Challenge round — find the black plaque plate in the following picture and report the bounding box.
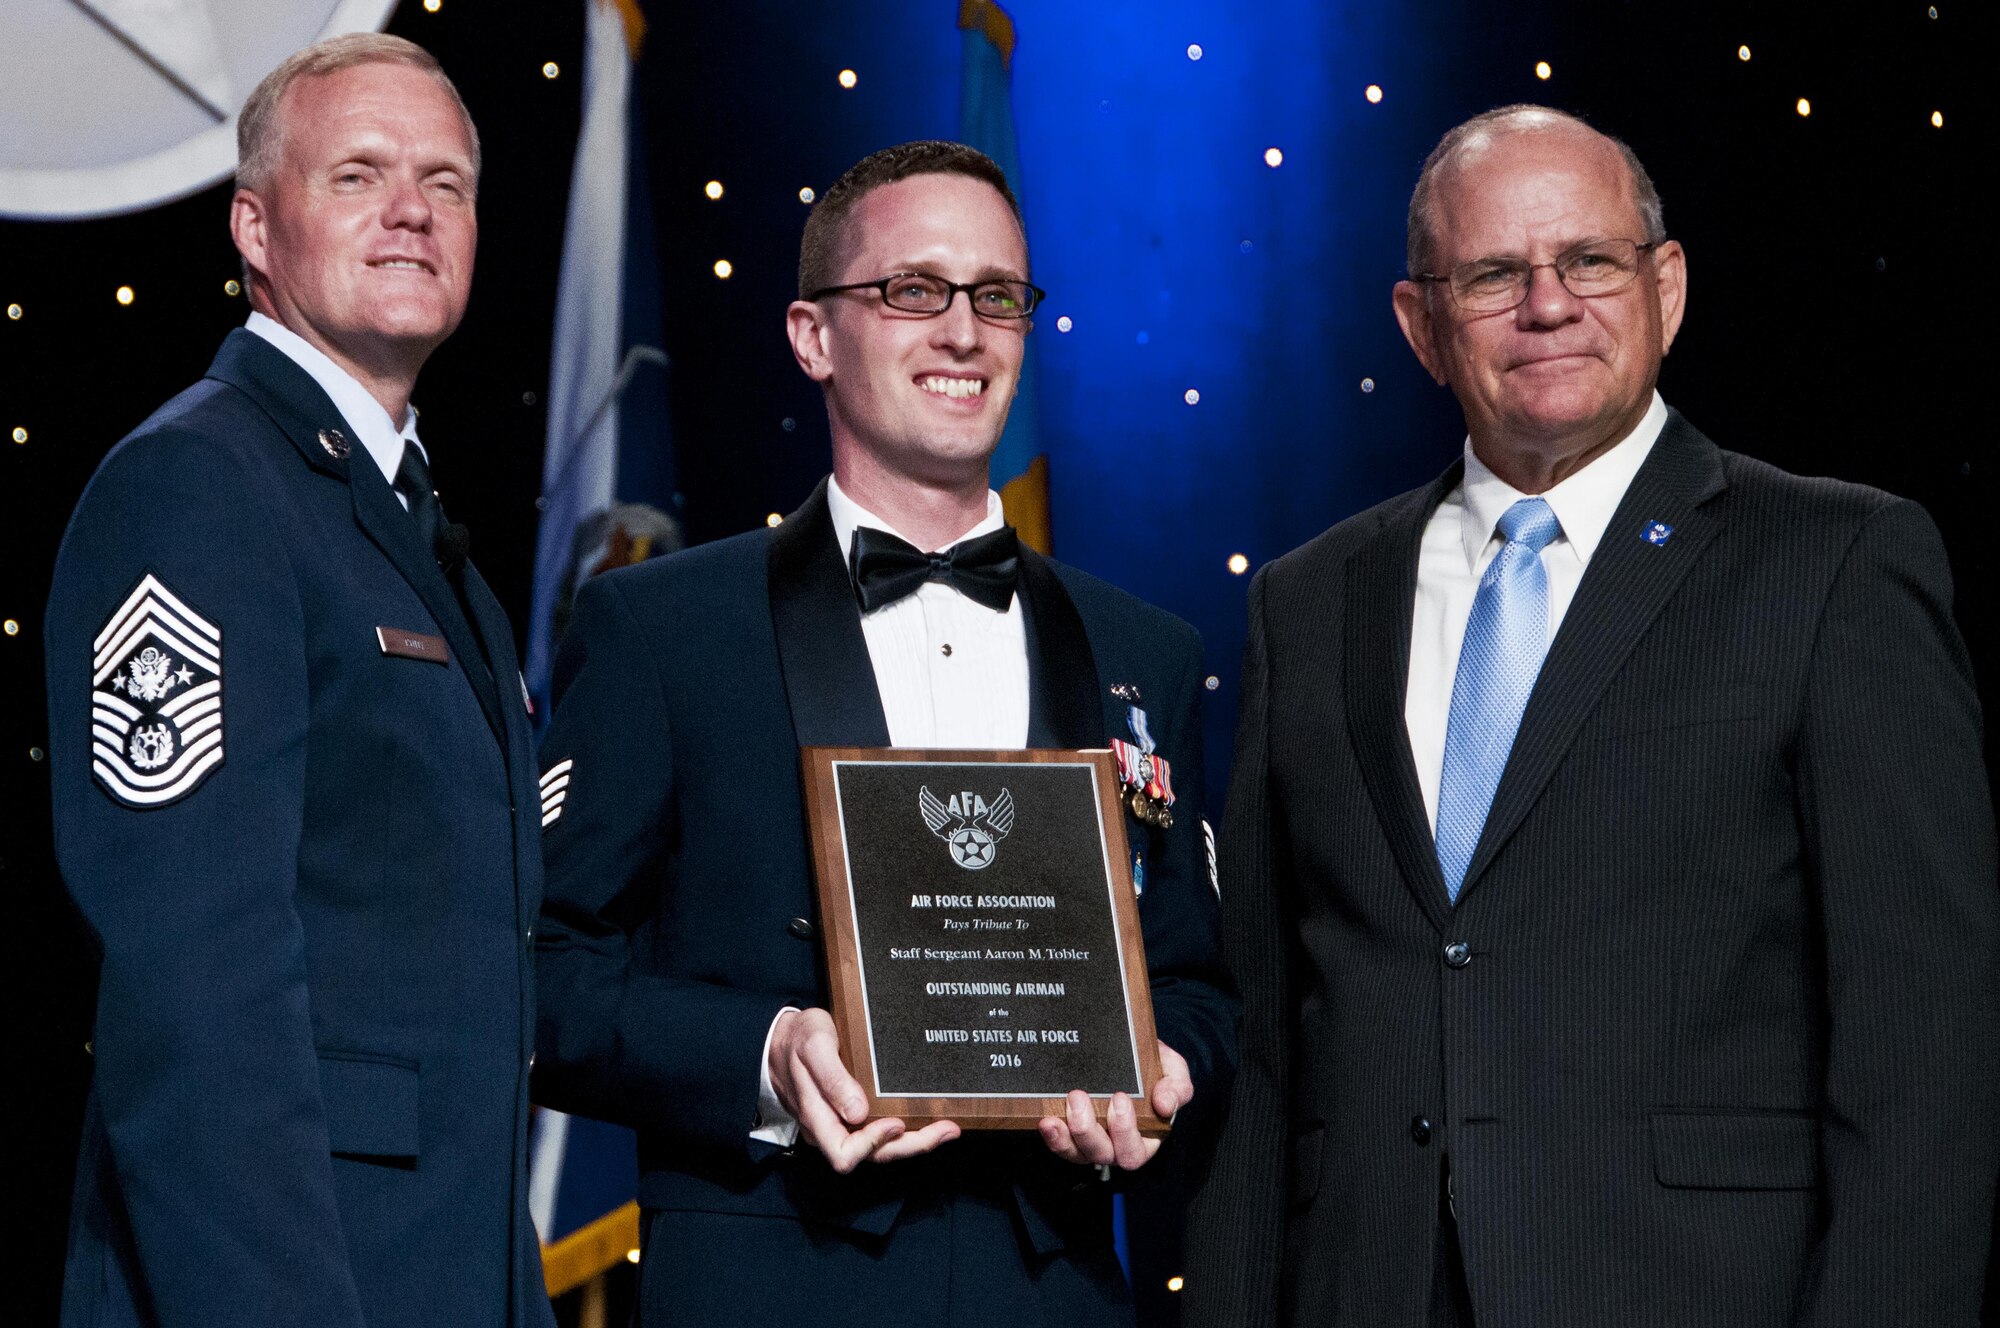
[802,748,1167,1134]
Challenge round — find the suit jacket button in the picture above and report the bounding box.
[1443,941,1471,968]
[1411,1116,1432,1146]
[787,917,815,940]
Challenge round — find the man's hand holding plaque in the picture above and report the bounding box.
[770,1004,1191,1173]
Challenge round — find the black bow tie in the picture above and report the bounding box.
[849,524,1020,613]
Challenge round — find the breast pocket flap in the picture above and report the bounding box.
[1651,1111,1817,1190]
[319,1052,420,1160]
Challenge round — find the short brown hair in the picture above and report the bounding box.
[1405,104,1664,276]
[236,33,480,196]
[797,140,1023,298]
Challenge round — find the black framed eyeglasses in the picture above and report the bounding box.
[1415,239,1662,313]
[809,271,1045,320]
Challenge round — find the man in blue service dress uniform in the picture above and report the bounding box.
[1185,106,2000,1327]
[532,141,1239,1326]
[44,36,552,1328]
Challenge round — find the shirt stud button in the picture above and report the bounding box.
[940,643,953,657]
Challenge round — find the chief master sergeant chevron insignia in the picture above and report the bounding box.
[89,572,224,808]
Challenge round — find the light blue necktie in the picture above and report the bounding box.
[1435,497,1562,902]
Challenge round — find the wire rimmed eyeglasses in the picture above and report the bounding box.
[809,271,1045,320]
[1414,239,1663,313]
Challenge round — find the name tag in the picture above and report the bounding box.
[376,626,449,665]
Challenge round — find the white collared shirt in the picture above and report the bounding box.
[754,476,1033,1146]
[245,311,425,509]
[825,476,1031,749]
[1404,391,1669,829]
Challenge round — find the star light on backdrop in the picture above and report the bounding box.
[12,427,27,444]
[223,279,240,296]
[1361,377,1375,392]
[713,259,733,279]
[4,619,18,636]
[766,513,783,527]
[798,187,816,203]
[1263,147,1283,167]
[1739,45,1752,61]
[704,180,723,199]
[1056,316,1072,332]
[6,303,20,319]
[543,61,560,78]
[1227,554,1249,576]
[1183,388,1200,405]
[1186,44,1202,60]
[838,68,858,88]
[1796,97,1812,116]
[1932,110,1944,127]
[115,286,134,305]
[423,0,440,10]
[1535,61,1552,80]
[1365,83,1384,103]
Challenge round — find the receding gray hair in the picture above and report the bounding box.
[1405,104,1665,277]
[235,32,480,196]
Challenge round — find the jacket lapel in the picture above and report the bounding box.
[768,480,891,749]
[1455,414,1728,900]
[205,329,506,744]
[349,465,506,741]
[1017,551,1101,749]
[1344,473,1460,931]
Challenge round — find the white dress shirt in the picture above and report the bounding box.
[1404,391,1669,829]
[246,311,426,508]
[753,476,1033,1144]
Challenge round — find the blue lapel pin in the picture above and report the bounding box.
[1642,520,1674,547]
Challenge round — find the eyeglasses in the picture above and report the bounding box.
[809,271,1045,320]
[1415,239,1662,313]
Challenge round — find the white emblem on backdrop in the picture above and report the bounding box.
[90,573,224,807]
[919,785,1016,871]
[0,1,398,220]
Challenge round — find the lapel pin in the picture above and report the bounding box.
[1110,682,1142,703]
[318,427,351,460]
[1642,520,1674,547]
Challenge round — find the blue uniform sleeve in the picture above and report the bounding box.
[1135,621,1240,1113]
[533,573,790,1154]
[46,431,367,1327]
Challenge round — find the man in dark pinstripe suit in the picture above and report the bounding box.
[1186,104,1999,1327]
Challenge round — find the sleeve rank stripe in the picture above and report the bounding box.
[93,705,136,732]
[540,790,567,812]
[540,773,571,797]
[92,723,129,748]
[92,574,220,653]
[93,731,223,788]
[539,759,574,787]
[93,613,221,682]
[178,713,222,743]
[94,747,226,806]
[160,682,221,718]
[541,807,563,827]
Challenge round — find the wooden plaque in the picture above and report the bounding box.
[802,747,1168,1136]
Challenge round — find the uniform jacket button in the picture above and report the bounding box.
[1443,941,1471,968]
[787,917,815,940]
[1411,1116,1432,1146]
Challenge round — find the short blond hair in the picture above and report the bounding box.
[235,33,480,195]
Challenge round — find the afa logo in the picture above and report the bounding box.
[918,786,1016,871]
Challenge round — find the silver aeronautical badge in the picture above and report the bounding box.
[318,427,350,460]
[90,572,224,808]
[919,784,1016,871]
